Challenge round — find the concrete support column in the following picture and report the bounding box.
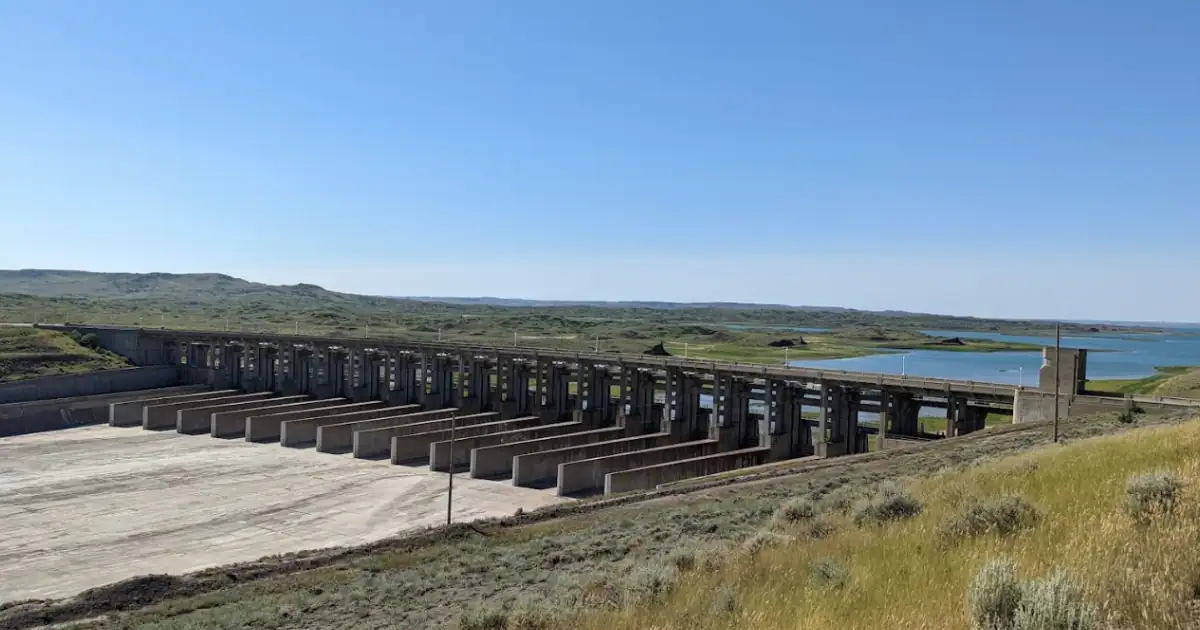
[424,355,454,409]
[817,384,861,457]
[500,359,531,418]
[884,391,920,436]
[391,353,417,405]
[575,363,610,427]
[667,372,703,441]
[328,350,348,398]
[539,362,570,423]
[766,383,811,460]
[295,349,312,394]
[263,347,279,392]
[620,368,658,435]
[463,357,492,413]
[715,377,752,449]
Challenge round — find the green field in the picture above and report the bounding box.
[0,270,1125,372]
[0,326,130,383]
[1087,366,1200,397]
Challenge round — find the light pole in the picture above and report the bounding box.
[446,411,457,525]
[684,342,689,358]
[1000,367,1025,388]
[783,346,789,365]
[901,355,907,377]
[1053,324,1061,443]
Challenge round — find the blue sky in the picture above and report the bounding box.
[2,1,1197,321]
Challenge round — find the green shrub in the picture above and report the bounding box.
[805,516,837,539]
[623,564,680,604]
[740,531,787,556]
[773,497,818,525]
[943,496,1040,538]
[709,584,737,615]
[1126,471,1182,521]
[852,484,924,525]
[666,547,698,571]
[1012,571,1099,630]
[967,559,1022,630]
[459,609,508,630]
[808,557,848,589]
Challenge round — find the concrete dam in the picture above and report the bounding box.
[2,324,1148,601]
[32,324,1091,496]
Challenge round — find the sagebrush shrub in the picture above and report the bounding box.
[853,484,924,525]
[1126,471,1182,521]
[943,495,1040,538]
[773,497,818,525]
[623,564,680,604]
[967,559,1022,630]
[1012,571,1099,630]
[458,609,508,630]
[809,557,849,589]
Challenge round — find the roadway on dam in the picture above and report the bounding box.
[0,425,567,602]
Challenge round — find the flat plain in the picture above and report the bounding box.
[0,425,565,602]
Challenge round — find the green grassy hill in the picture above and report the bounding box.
[566,419,1200,630]
[0,326,130,383]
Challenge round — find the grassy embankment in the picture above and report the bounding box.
[1088,365,1200,398]
[5,409,1192,630]
[0,327,129,383]
[569,419,1200,630]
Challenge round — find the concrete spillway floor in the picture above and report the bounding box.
[0,425,568,602]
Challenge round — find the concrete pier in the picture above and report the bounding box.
[312,404,427,453]
[243,400,386,442]
[604,447,770,494]
[143,392,272,430]
[512,433,671,488]
[348,411,503,460]
[210,398,348,438]
[556,439,720,496]
[386,416,542,463]
[176,395,306,434]
[279,404,420,447]
[468,426,627,479]
[109,389,233,428]
[428,421,585,472]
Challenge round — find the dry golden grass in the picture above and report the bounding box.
[567,420,1200,630]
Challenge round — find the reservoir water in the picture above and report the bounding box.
[788,327,1200,386]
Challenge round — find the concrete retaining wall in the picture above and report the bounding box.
[0,365,179,405]
[176,395,306,434]
[0,385,206,437]
[109,389,229,427]
[429,421,582,472]
[143,392,272,430]
[244,401,386,442]
[557,440,719,496]
[469,426,626,479]
[384,416,542,463]
[511,433,670,488]
[279,404,412,447]
[603,447,769,495]
[211,398,348,438]
[314,406,449,453]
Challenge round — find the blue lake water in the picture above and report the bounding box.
[788,327,1200,386]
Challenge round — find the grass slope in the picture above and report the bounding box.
[574,419,1200,630]
[0,327,129,383]
[2,409,1191,630]
[1088,366,1200,398]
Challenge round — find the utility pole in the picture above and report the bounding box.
[446,411,457,525]
[438,328,442,342]
[1053,323,1061,443]
[684,342,689,358]
[294,320,299,335]
[594,336,599,352]
[365,322,370,338]
[513,331,518,347]
[784,346,789,365]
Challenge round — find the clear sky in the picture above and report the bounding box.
[2,1,1197,321]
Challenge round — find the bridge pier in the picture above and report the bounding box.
[715,376,754,449]
[763,381,812,460]
[575,362,611,428]
[817,384,863,457]
[458,356,492,414]
[666,370,705,441]
[619,367,659,435]
[423,354,455,410]
[499,358,532,418]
